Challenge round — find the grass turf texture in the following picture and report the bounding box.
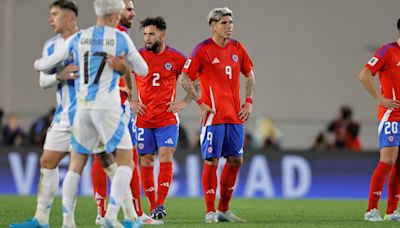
[1,196,399,227]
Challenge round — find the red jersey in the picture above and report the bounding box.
[365,42,400,121]
[135,46,187,128]
[182,38,253,125]
[117,24,129,104]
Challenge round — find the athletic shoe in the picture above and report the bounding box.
[122,219,143,228]
[95,214,104,225]
[384,210,400,221]
[364,208,384,222]
[216,210,247,222]
[101,218,124,228]
[9,218,49,228]
[204,211,218,223]
[139,213,164,225]
[151,205,167,220]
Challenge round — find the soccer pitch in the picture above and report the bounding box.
[1,196,398,227]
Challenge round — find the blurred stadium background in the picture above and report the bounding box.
[2,0,400,226]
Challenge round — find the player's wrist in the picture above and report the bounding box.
[196,98,205,106]
[245,97,253,104]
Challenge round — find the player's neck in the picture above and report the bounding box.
[153,43,166,54]
[212,36,229,47]
[61,24,78,40]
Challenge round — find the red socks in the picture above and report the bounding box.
[157,162,173,206]
[368,161,392,211]
[91,155,107,217]
[130,148,143,216]
[141,165,156,211]
[202,163,218,213]
[218,163,240,212]
[387,164,400,214]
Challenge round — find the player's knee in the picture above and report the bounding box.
[140,154,155,167]
[40,154,59,169]
[159,149,174,162]
[227,157,243,167]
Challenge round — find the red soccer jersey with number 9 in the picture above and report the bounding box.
[182,38,253,125]
[134,46,187,128]
[365,42,400,121]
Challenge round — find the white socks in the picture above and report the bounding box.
[105,163,118,180]
[34,167,59,224]
[62,171,80,226]
[105,166,133,220]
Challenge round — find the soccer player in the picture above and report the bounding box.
[9,1,79,227]
[180,7,255,223]
[359,18,400,222]
[90,0,160,224]
[34,0,148,227]
[132,16,188,220]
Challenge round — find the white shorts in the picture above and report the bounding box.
[71,109,133,154]
[43,121,71,152]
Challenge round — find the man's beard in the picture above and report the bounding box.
[120,18,132,28]
[146,41,161,53]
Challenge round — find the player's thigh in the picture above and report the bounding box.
[200,124,225,160]
[155,124,179,162]
[136,127,156,155]
[71,109,98,154]
[378,121,400,164]
[222,124,245,159]
[41,122,70,168]
[92,110,133,153]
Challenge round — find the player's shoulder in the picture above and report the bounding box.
[166,46,187,59]
[190,38,213,57]
[43,34,62,48]
[375,42,398,58]
[229,38,247,49]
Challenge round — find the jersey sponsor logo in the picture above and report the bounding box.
[388,135,395,143]
[164,62,172,71]
[183,59,192,69]
[367,57,379,67]
[164,138,174,145]
[232,54,239,63]
[138,143,145,150]
[211,57,220,64]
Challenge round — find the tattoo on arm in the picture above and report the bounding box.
[245,71,255,98]
[179,73,199,102]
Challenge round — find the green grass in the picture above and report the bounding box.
[1,196,399,227]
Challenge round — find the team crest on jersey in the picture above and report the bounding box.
[164,62,172,71]
[367,57,379,67]
[232,54,239,63]
[388,135,395,143]
[138,143,145,150]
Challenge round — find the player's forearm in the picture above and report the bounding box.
[34,48,66,72]
[179,73,199,102]
[39,72,58,89]
[245,70,255,98]
[359,68,383,100]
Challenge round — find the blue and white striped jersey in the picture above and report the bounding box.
[40,34,76,125]
[35,25,148,111]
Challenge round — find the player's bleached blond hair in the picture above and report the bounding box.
[207,7,233,25]
[94,0,125,17]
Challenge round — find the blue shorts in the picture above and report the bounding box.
[122,103,137,146]
[136,124,179,155]
[200,124,244,160]
[378,121,400,149]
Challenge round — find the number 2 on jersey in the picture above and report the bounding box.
[152,73,160,86]
[83,51,107,84]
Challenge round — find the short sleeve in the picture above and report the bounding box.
[182,44,203,81]
[365,45,388,76]
[239,43,253,76]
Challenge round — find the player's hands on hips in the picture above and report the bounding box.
[199,103,215,126]
[106,54,127,75]
[57,64,79,81]
[130,100,146,115]
[167,100,188,113]
[379,97,400,110]
[238,103,252,121]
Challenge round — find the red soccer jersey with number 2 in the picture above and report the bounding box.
[182,38,253,126]
[134,46,187,128]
